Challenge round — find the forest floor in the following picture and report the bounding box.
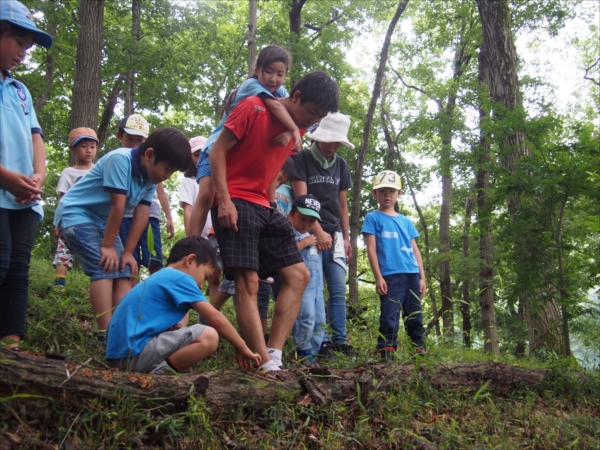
[1,258,599,449]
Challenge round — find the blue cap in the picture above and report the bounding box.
[0,1,53,48]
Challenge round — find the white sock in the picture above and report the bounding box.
[267,348,282,366]
[259,360,281,371]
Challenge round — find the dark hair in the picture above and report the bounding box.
[138,127,191,172]
[167,236,218,267]
[183,155,198,178]
[280,157,296,180]
[0,21,34,39]
[220,45,292,119]
[290,71,339,113]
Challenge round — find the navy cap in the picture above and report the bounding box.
[292,194,321,221]
[0,1,53,48]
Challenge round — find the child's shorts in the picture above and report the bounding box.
[108,324,207,373]
[195,151,212,182]
[52,237,74,270]
[59,222,132,282]
[119,217,163,268]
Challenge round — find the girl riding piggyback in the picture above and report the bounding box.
[188,45,300,237]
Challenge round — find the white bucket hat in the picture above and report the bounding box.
[306,112,355,149]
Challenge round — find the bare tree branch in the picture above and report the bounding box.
[583,57,600,87]
[390,66,442,109]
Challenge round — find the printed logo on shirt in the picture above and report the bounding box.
[382,231,399,238]
[401,246,413,254]
[254,105,266,113]
[17,89,26,101]
[308,175,340,186]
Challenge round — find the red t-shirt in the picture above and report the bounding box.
[220,96,300,207]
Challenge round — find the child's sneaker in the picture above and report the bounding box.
[258,360,281,371]
[318,341,335,359]
[379,346,395,361]
[411,347,428,359]
[52,277,67,293]
[332,343,355,356]
[150,360,172,375]
[259,277,275,284]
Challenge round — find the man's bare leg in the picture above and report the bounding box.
[268,262,309,350]
[233,268,269,363]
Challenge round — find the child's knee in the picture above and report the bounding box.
[199,327,219,352]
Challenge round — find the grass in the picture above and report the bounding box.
[1,257,599,449]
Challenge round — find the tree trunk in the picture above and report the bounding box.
[97,74,126,146]
[288,0,306,87]
[349,0,409,307]
[476,42,500,356]
[248,0,257,76]
[0,350,555,416]
[476,0,566,356]
[124,0,141,116]
[461,195,474,347]
[70,0,105,165]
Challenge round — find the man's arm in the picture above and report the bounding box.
[99,193,127,274]
[292,179,332,251]
[411,238,427,299]
[193,301,261,370]
[156,182,174,239]
[210,127,240,232]
[365,234,387,295]
[338,189,352,261]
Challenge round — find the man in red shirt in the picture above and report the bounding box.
[210,71,339,371]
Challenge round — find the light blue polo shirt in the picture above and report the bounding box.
[202,76,288,155]
[0,71,44,219]
[54,147,157,230]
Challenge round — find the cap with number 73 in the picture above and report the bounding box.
[373,170,402,190]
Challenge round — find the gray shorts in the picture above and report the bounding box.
[108,324,207,373]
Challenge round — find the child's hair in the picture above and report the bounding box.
[167,236,219,267]
[280,157,296,181]
[290,71,339,113]
[183,160,197,179]
[0,21,33,39]
[138,127,191,172]
[220,45,292,119]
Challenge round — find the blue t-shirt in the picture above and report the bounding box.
[54,147,157,229]
[275,184,294,216]
[0,71,44,219]
[201,77,288,155]
[106,267,208,359]
[361,210,420,276]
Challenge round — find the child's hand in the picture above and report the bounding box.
[273,130,292,148]
[419,278,427,299]
[291,129,302,152]
[167,322,182,332]
[315,229,333,251]
[54,227,60,238]
[165,219,175,239]
[375,276,387,296]
[99,245,119,274]
[304,235,317,248]
[235,346,262,370]
[0,168,44,203]
[121,251,139,277]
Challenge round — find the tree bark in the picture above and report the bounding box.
[124,0,141,116]
[97,74,126,146]
[288,0,306,87]
[476,42,500,356]
[0,350,555,416]
[349,0,409,307]
[461,195,474,347]
[476,0,566,356]
[70,0,105,164]
[247,0,257,77]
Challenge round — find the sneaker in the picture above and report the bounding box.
[412,347,428,359]
[259,277,275,284]
[379,346,395,361]
[296,349,317,366]
[150,360,173,375]
[318,341,335,359]
[332,343,355,356]
[95,332,107,348]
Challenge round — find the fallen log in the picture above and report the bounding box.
[0,349,552,415]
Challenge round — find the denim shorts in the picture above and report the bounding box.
[60,222,132,282]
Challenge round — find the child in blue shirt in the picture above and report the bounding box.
[289,194,326,365]
[106,236,261,374]
[54,127,191,335]
[362,170,427,359]
[188,45,301,237]
[0,1,53,349]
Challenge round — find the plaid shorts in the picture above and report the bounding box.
[195,151,211,182]
[211,198,302,280]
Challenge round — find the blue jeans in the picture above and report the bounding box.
[293,250,326,353]
[322,246,348,345]
[378,273,425,349]
[0,208,38,339]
